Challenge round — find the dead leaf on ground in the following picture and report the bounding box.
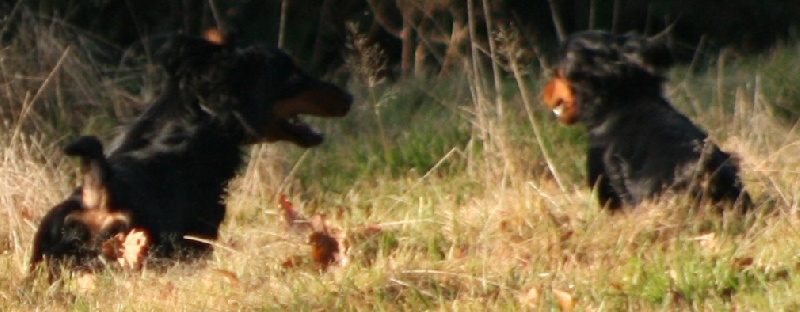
[280,194,311,233]
[309,214,346,269]
[279,196,389,270]
[278,196,343,269]
[732,257,754,268]
[316,216,391,268]
[212,269,240,286]
[310,231,340,269]
[101,233,125,261]
[101,229,150,269]
[120,229,149,268]
[553,288,575,312]
[19,207,35,221]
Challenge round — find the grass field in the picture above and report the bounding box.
[2,16,800,311]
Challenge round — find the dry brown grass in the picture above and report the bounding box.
[2,12,800,312]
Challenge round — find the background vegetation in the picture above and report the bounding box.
[1,1,800,310]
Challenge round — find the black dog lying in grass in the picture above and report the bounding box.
[543,31,751,210]
[30,35,352,272]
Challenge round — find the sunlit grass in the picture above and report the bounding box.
[2,13,800,311]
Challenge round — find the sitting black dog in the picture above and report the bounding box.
[30,34,352,271]
[543,31,751,210]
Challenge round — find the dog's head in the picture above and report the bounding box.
[29,198,131,272]
[542,31,673,125]
[158,35,353,147]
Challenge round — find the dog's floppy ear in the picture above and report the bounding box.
[158,35,245,116]
[623,36,673,73]
[641,39,673,71]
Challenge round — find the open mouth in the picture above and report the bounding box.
[552,102,564,117]
[270,84,352,147]
[279,115,324,147]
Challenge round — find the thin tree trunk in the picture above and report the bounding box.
[481,0,504,118]
[547,0,566,42]
[611,0,621,33]
[278,0,289,48]
[400,7,414,77]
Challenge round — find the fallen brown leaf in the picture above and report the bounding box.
[279,197,347,270]
[101,232,124,260]
[212,269,240,286]
[732,257,754,268]
[280,197,391,271]
[310,231,340,269]
[308,214,354,269]
[100,229,150,269]
[553,288,574,312]
[119,229,149,269]
[281,194,311,233]
[19,207,35,221]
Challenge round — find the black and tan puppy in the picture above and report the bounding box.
[543,31,751,210]
[30,34,352,271]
